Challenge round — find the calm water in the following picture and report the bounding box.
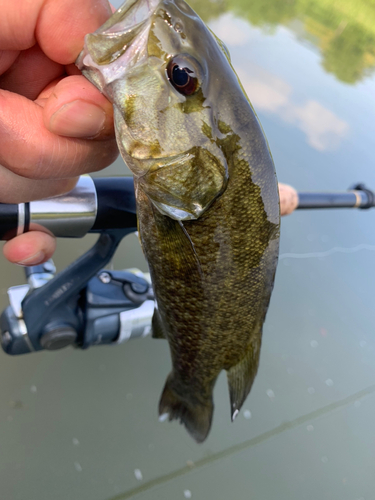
[1,1,375,499]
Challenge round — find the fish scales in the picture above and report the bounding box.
[77,0,280,442]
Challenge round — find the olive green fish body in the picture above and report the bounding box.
[77,0,280,442]
[136,111,279,441]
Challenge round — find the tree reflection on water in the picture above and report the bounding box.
[189,0,375,84]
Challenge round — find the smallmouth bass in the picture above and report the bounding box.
[77,0,280,442]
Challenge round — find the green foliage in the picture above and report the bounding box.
[322,24,375,83]
[188,0,228,22]
[231,0,297,27]
[188,0,375,84]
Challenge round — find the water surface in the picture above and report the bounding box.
[0,0,374,498]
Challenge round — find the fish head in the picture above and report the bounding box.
[77,0,239,220]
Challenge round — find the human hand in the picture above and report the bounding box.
[279,183,298,216]
[0,0,118,265]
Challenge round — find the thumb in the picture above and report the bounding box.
[42,75,115,140]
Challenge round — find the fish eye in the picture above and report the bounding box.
[166,55,201,96]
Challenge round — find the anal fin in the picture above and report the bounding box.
[226,337,261,420]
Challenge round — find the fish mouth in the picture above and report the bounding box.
[76,0,160,95]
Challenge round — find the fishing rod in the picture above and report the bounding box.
[279,182,375,214]
[298,184,375,209]
[0,176,147,356]
[0,176,137,241]
[0,176,373,357]
[0,179,374,242]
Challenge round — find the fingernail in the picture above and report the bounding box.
[49,100,106,138]
[17,251,45,266]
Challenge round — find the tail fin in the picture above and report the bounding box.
[158,375,214,443]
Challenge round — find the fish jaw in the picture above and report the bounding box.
[76,0,160,96]
[77,0,231,220]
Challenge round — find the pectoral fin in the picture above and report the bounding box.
[151,309,165,339]
[226,336,261,420]
[136,184,203,278]
[152,212,203,277]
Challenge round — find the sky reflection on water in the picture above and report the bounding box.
[0,2,374,500]
[195,5,375,199]
[210,15,351,153]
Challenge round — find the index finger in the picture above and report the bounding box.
[0,0,112,64]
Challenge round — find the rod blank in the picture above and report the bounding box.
[297,186,375,210]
